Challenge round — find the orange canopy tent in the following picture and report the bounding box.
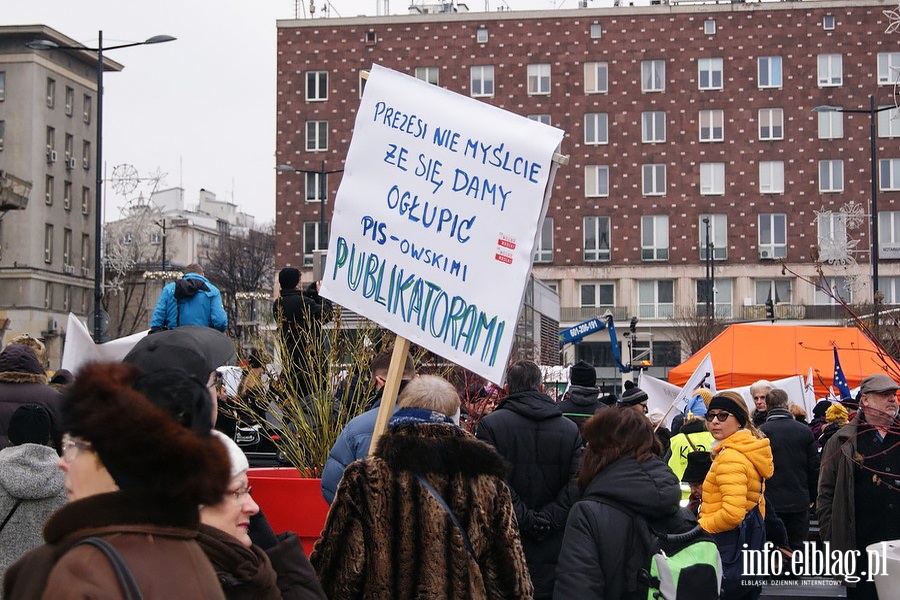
[667,324,899,399]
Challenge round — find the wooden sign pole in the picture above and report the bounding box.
[367,335,411,455]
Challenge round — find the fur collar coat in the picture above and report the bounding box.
[311,423,533,600]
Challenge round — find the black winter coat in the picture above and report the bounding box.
[0,345,63,451]
[760,408,820,512]
[476,390,582,599]
[553,456,682,599]
[557,385,605,431]
[273,284,334,398]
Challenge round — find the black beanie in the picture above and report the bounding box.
[618,386,649,407]
[708,394,749,426]
[8,404,51,446]
[569,361,596,387]
[278,267,301,290]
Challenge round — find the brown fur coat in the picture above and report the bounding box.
[311,423,533,600]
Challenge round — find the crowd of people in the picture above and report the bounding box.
[0,270,897,599]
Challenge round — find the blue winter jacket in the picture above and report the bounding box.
[150,273,228,332]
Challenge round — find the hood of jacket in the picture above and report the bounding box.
[582,455,681,519]
[497,389,562,421]
[0,443,65,500]
[563,385,600,407]
[714,429,774,479]
[765,407,794,421]
[0,344,48,384]
[174,274,211,300]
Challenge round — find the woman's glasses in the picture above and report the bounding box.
[61,433,92,463]
[229,485,253,503]
[705,411,731,423]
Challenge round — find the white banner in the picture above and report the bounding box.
[321,65,565,384]
[60,313,148,375]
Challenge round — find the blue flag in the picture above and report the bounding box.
[832,347,852,400]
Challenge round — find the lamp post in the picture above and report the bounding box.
[703,216,713,318]
[275,162,344,252]
[28,31,175,342]
[153,218,167,273]
[813,97,896,307]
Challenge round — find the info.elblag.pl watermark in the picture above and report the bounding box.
[742,541,891,583]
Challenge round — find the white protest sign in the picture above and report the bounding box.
[60,312,148,374]
[321,65,564,384]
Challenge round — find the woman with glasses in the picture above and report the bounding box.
[698,391,774,600]
[3,363,231,599]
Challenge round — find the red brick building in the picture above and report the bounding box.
[275,0,899,380]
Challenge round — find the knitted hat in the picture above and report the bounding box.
[569,361,596,387]
[825,403,849,424]
[812,400,832,419]
[692,388,714,408]
[211,430,250,479]
[8,404,51,446]
[278,267,301,290]
[682,451,713,483]
[618,386,649,407]
[707,392,749,427]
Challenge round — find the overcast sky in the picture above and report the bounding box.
[5,0,631,225]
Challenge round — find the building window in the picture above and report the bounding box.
[44,283,53,309]
[63,286,71,311]
[881,277,900,303]
[414,67,439,85]
[83,94,92,124]
[306,172,326,203]
[65,86,74,116]
[585,165,609,198]
[44,224,54,263]
[45,175,54,205]
[700,214,728,260]
[584,62,608,94]
[818,111,843,139]
[698,58,723,90]
[759,161,785,194]
[584,113,609,145]
[700,163,725,196]
[46,126,55,154]
[476,27,488,43]
[65,134,74,164]
[365,31,377,45]
[880,211,900,257]
[704,19,716,35]
[641,60,665,93]
[758,108,784,140]
[63,181,72,211]
[528,114,551,125]
[583,216,611,262]
[642,164,666,196]
[305,71,328,101]
[305,121,327,151]
[758,213,787,259]
[638,280,674,319]
[641,215,669,260]
[819,159,844,192]
[303,221,328,266]
[697,278,732,318]
[81,187,90,215]
[823,15,835,30]
[699,109,724,142]
[817,54,843,87]
[757,56,782,88]
[642,111,666,143]
[81,233,90,276]
[122,232,133,245]
[82,141,91,169]
[0,71,5,102]
[818,212,848,255]
[359,71,367,98]
[534,217,553,263]
[470,65,494,97]
[880,158,900,191]
[756,279,791,305]
[877,107,900,138]
[0,120,4,151]
[590,23,602,39]
[46,77,55,108]
[150,232,162,245]
[580,282,614,310]
[63,228,72,267]
[815,277,852,305]
[527,64,550,96]
[877,53,900,85]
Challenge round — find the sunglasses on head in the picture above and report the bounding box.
[705,411,731,422]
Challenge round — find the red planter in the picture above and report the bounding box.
[247,468,330,556]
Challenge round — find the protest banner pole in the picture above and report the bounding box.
[368,335,411,455]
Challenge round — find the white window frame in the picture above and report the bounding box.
[642,111,666,143]
[756,279,792,305]
[823,15,835,30]
[881,158,900,191]
[305,71,328,102]
[818,111,844,139]
[584,62,609,94]
[580,282,615,310]
[590,23,602,39]
[641,60,665,93]
[414,67,439,85]
[758,213,787,259]
[641,215,669,261]
[470,65,494,97]
[699,109,724,142]
[817,54,843,87]
[700,163,725,196]
[704,19,716,35]
[303,221,328,267]
[758,56,782,89]
[305,121,327,151]
[819,159,844,193]
[696,278,732,318]
[880,211,900,258]
[527,64,551,96]
[877,107,900,138]
[528,114,551,125]
[534,217,553,263]
[699,213,728,260]
[306,172,326,203]
[878,276,900,304]
[584,113,609,145]
[642,164,666,196]
[818,212,848,254]
[758,108,784,141]
[638,280,674,319]
[759,161,785,194]
[476,27,488,43]
[585,165,609,198]
[815,276,852,306]
[877,52,900,86]
[583,216,611,262]
[698,57,723,90]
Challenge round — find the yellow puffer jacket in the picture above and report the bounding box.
[699,429,774,534]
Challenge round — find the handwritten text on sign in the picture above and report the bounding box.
[321,65,564,384]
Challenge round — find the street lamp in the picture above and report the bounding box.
[275,162,344,253]
[813,96,897,307]
[28,31,176,342]
[702,216,715,318]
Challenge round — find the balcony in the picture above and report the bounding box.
[560,306,629,323]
